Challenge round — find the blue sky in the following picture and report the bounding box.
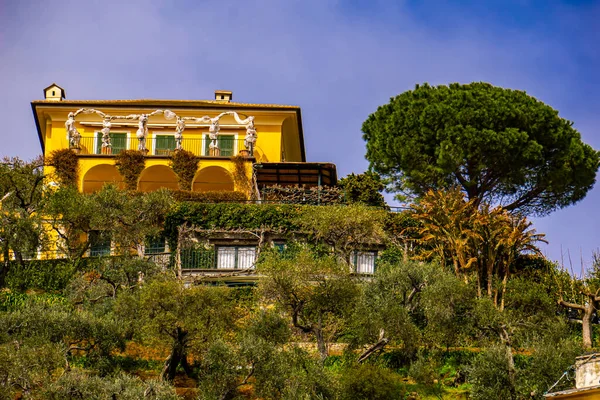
[1,0,598,267]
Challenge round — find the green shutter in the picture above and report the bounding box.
[95,135,102,154]
[219,135,234,156]
[96,132,126,154]
[155,135,176,155]
[111,133,127,154]
[204,135,211,156]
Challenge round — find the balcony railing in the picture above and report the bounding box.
[75,136,251,157]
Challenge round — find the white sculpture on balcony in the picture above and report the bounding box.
[101,117,112,151]
[65,112,81,149]
[136,114,149,151]
[64,108,257,156]
[175,116,185,150]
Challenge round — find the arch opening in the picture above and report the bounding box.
[82,164,124,193]
[138,165,179,192]
[193,166,234,192]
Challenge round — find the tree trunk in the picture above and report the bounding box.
[582,306,594,350]
[0,246,9,287]
[558,298,595,349]
[160,328,190,381]
[487,260,494,300]
[314,320,328,361]
[499,267,509,311]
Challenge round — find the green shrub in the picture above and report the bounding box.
[409,351,440,385]
[5,259,76,292]
[169,189,247,203]
[338,172,386,207]
[42,371,179,399]
[261,184,344,204]
[468,346,517,400]
[339,363,403,400]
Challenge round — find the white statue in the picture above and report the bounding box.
[101,117,112,151]
[175,116,185,150]
[136,114,149,151]
[65,112,81,148]
[231,112,257,156]
[208,116,220,151]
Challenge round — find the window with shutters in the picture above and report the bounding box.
[95,132,127,155]
[203,134,236,157]
[216,246,256,269]
[154,134,176,155]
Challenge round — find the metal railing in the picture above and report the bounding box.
[75,136,250,158]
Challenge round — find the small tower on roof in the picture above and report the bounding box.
[43,83,66,101]
[214,90,232,102]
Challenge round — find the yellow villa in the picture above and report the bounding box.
[32,83,336,194]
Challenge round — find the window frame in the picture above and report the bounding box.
[216,245,256,269]
[352,250,378,274]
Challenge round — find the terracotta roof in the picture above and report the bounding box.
[31,98,299,109]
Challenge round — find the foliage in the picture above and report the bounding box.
[338,171,387,207]
[46,148,79,187]
[468,345,519,400]
[0,299,127,374]
[115,278,237,381]
[296,204,387,262]
[0,156,46,286]
[258,247,360,359]
[44,185,173,261]
[169,189,247,202]
[261,184,345,204]
[411,188,546,306]
[5,259,75,292]
[349,261,430,359]
[41,371,179,400]
[362,81,600,215]
[0,341,66,399]
[169,149,199,191]
[338,363,403,400]
[115,150,146,190]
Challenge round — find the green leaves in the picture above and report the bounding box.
[363,82,600,215]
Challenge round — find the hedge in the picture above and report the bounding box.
[169,190,248,203]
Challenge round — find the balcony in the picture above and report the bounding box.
[75,136,251,158]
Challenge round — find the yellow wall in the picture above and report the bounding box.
[36,104,304,194]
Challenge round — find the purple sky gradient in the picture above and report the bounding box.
[1,0,598,267]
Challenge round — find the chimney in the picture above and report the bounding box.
[576,354,600,389]
[214,90,232,102]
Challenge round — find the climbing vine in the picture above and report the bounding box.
[231,155,252,196]
[115,150,146,191]
[46,149,79,187]
[170,150,199,191]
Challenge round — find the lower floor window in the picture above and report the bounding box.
[89,231,111,257]
[145,236,166,255]
[217,246,256,269]
[352,251,377,274]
